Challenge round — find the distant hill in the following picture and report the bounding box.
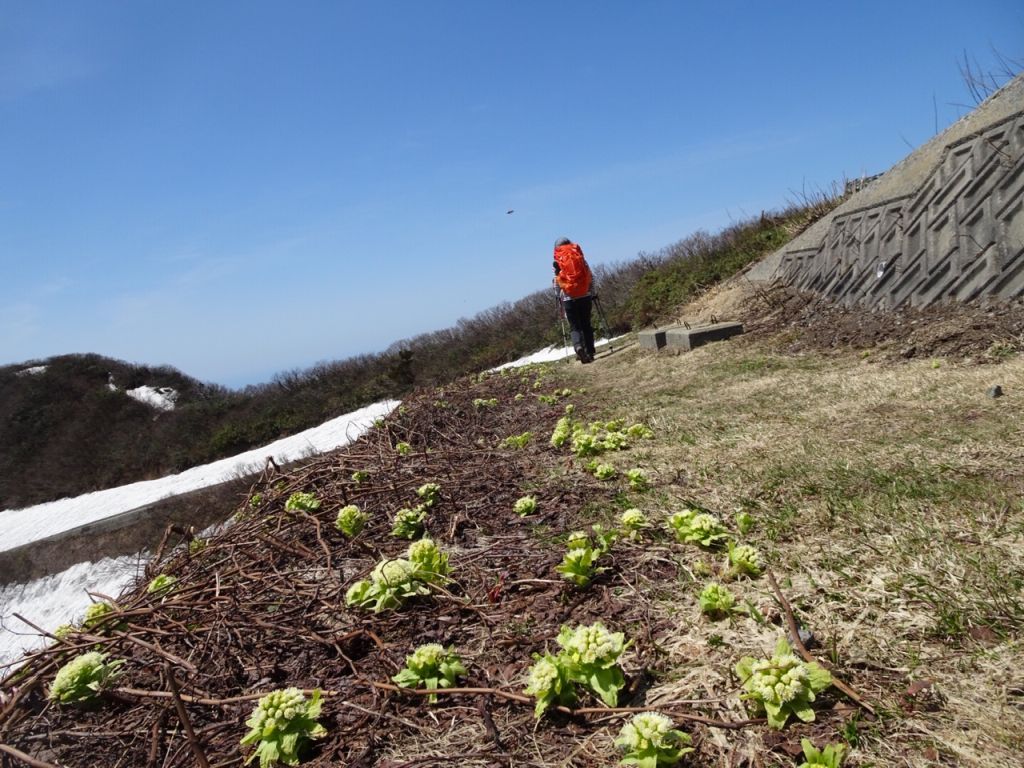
[0,200,836,510]
[0,354,227,508]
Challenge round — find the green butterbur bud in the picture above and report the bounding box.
[49,651,123,704]
[335,504,368,537]
[615,711,693,766]
[284,491,320,513]
[735,637,832,729]
[514,496,538,516]
[82,601,116,629]
[391,506,426,539]
[392,644,466,703]
[146,574,177,596]
[240,687,326,767]
[416,483,442,507]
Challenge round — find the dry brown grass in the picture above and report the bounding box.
[551,333,1024,766]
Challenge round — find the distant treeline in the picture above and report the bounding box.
[0,197,837,509]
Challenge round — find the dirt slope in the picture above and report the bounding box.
[3,292,1023,767]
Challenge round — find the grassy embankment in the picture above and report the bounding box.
[555,330,1024,765]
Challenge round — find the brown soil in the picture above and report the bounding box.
[739,287,1024,361]
[1,372,742,767]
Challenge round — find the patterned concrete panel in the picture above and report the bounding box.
[749,74,1024,309]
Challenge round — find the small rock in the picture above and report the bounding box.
[900,345,917,359]
[987,385,1004,399]
[789,627,817,649]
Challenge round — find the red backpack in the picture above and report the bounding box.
[554,242,592,299]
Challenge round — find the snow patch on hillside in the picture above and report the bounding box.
[0,398,399,551]
[0,555,144,667]
[489,335,624,372]
[126,385,178,411]
[16,366,47,377]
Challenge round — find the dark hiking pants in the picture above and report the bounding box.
[563,296,595,357]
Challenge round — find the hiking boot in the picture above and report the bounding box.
[575,347,592,364]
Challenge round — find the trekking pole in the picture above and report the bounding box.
[553,288,570,353]
[592,293,615,352]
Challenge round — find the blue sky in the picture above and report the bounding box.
[2,1,1021,386]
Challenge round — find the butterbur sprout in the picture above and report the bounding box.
[392,644,467,703]
[736,637,831,729]
[146,574,177,596]
[335,504,368,537]
[82,601,116,629]
[284,492,320,513]
[49,652,124,704]
[615,712,693,766]
[514,496,538,516]
[240,687,326,767]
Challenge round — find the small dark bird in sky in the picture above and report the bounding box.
[506,209,514,214]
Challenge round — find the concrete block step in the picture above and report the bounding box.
[665,322,744,351]
[638,328,667,350]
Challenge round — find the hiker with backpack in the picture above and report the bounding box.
[552,237,596,364]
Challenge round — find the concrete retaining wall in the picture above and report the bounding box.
[749,74,1024,309]
[0,479,246,586]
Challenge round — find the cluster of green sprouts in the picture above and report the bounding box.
[391,506,426,539]
[391,644,467,703]
[284,492,320,513]
[390,482,443,538]
[49,651,123,704]
[240,687,325,767]
[626,468,650,492]
[556,526,616,587]
[334,504,368,537]
[502,431,533,449]
[395,441,412,456]
[549,415,653,457]
[619,508,649,539]
[514,495,538,516]
[524,622,630,717]
[345,539,451,612]
[615,711,693,767]
[472,397,498,408]
[416,483,441,507]
[664,506,764,580]
[666,508,729,548]
[735,637,832,729]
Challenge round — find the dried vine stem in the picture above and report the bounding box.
[767,569,876,716]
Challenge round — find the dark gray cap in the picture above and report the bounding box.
[554,237,571,247]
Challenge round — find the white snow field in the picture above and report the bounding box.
[2,398,398,552]
[0,555,145,667]
[489,334,623,372]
